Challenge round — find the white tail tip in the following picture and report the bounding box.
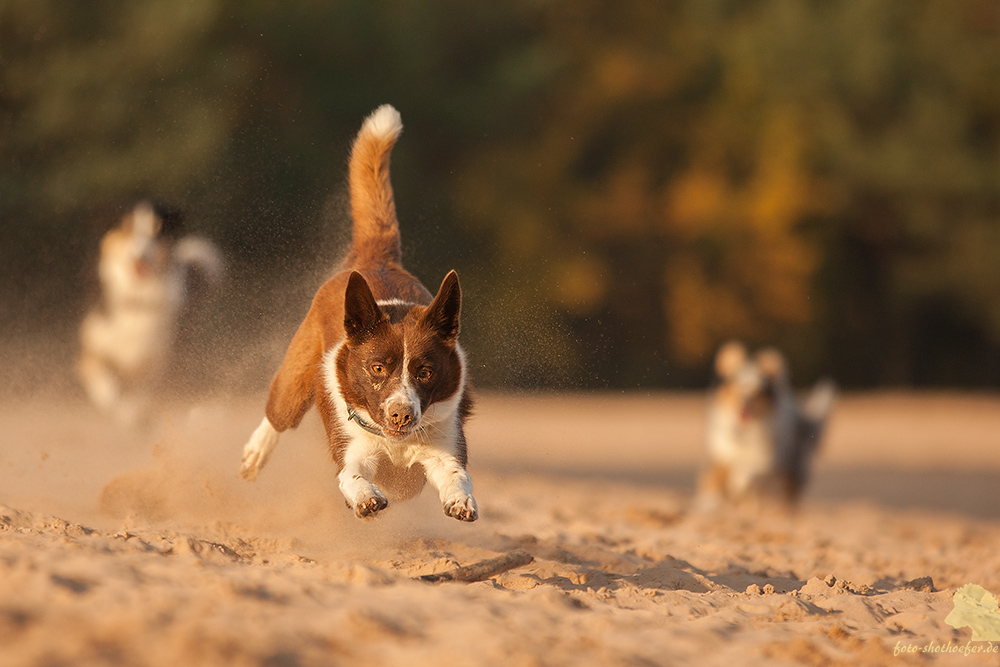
[362,104,403,140]
[174,236,224,286]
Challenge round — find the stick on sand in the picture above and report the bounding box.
[417,550,534,584]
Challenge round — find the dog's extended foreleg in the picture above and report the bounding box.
[338,438,388,518]
[419,449,478,522]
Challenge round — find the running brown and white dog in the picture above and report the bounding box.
[697,341,835,509]
[78,202,222,426]
[239,105,477,522]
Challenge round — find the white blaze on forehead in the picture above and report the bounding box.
[384,338,421,422]
[376,298,412,309]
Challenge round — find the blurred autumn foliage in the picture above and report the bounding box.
[2,0,999,392]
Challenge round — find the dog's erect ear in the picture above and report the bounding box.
[755,348,788,383]
[344,272,386,346]
[423,270,461,342]
[715,341,746,379]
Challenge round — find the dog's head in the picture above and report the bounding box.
[336,271,464,439]
[713,341,788,423]
[103,202,185,280]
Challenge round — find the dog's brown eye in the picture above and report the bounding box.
[416,368,432,382]
[371,364,385,375]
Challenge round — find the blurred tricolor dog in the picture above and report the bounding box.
[239,105,477,522]
[697,341,835,509]
[78,202,222,426]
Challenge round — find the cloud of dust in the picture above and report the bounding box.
[0,197,493,562]
[97,404,457,557]
[0,250,462,562]
[1,393,466,562]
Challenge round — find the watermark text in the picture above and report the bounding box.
[894,640,999,657]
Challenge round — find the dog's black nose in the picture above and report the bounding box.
[386,401,415,430]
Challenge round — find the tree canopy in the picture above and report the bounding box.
[2,0,999,392]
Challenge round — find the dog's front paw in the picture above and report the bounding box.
[444,494,478,522]
[353,488,389,519]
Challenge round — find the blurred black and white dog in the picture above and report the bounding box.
[697,341,835,509]
[78,201,222,425]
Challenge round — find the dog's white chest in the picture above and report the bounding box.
[361,430,423,468]
[96,268,183,373]
[708,408,775,494]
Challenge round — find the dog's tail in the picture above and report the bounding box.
[174,236,224,292]
[347,104,404,266]
[794,379,836,457]
[802,379,836,426]
[787,379,836,496]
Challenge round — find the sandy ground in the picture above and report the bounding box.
[2,391,1000,666]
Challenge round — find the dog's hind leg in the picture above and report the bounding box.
[240,416,280,481]
[240,318,321,480]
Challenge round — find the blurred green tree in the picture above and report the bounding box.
[2,0,998,393]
